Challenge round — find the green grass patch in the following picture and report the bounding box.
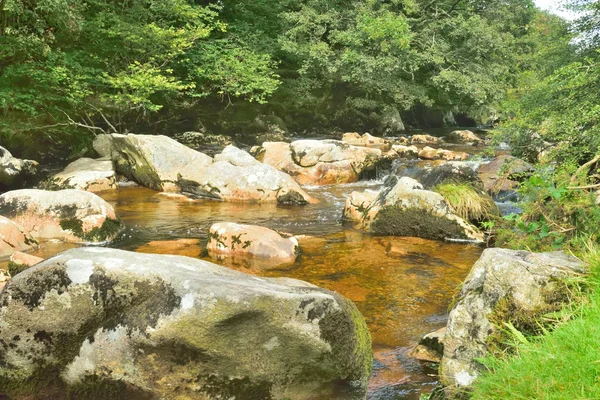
[434,183,499,224]
[471,246,600,399]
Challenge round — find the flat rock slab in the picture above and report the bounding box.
[51,157,117,192]
[0,247,372,400]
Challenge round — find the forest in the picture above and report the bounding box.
[1,0,600,399]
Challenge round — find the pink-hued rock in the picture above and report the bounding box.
[342,132,392,151]
[0,216,36,259]
[51,157,117,192]
[9,251,44,269]
[410,134,440,145]
[255,140,382,185]
[418,147,469,161]
[0,189,122,243]
[207,222,299,267]
[445,130,484,145]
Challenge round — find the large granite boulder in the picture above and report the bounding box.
[0,216,36,259]
[343,176,483,242]
[0,248,372,400]
[255,140,382,185]
[49,157,117,192]
[0,189,122,243]
[440,249,584,394]
[207,222,299,268]
[94,133,213,192]
[0,146,39,190]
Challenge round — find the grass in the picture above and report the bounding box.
[433,182,498,223]
[471,245,600,399]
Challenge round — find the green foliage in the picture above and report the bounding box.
[494,170,600,252]
[434,183,499,224]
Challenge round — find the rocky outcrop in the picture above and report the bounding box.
[0,146,39,190]
[8,251,44,275]
[344,176,483,242]
[418,147,469,161]
[207,222,299,268]
[0,189,122,243]
[49,158,117,192]
[414,163,483,189]
[95,135,312,204]
[255,140,382,185]
[342,132,392,151]
[477,155,533,195]
[0,247,372,400]
[440,249,584,394]
[444,130,484,145]
[0,216,36,259]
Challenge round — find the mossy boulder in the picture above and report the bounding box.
[343,176,483,242]
[0,189,123,243]
[49,158,117,192]
[439,249,584,396]
[0,248,372,400]
[414,162,483,190]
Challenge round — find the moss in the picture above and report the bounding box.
[370,206,471,240]
[8,260,31,276]
[60,217,123,242]
[434,183,499,224]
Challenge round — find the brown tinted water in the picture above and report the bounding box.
[4,181,484,399]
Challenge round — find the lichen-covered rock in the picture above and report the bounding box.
[0,146,39,190]
[0,248,372,400]
[50,158,117,192]
[0,216,36,259]
[95,133,213,192]
[172,131,232,153]
[410,134,440,145]
[440,249,584,394]
[8,251,44,276]
[0,189,123,243]
[207,222,299,268]
[444,130,484,145]
[256,140,382,185]
[343,176,483,242]
[343,190,379,223]
[477,155,533,195]
[414,163,483,189]
[342,132,392,151]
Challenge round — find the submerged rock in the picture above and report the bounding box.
[0,216,37,259]
[135,238,202,258]
[49,157,117,192]
[256,140,382,185]
[0,189,122,243]
[0,146,39,190]
[440,249,584,394]
[0,247,372,400]
[343,176,483,242]
[207,222,299,268]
